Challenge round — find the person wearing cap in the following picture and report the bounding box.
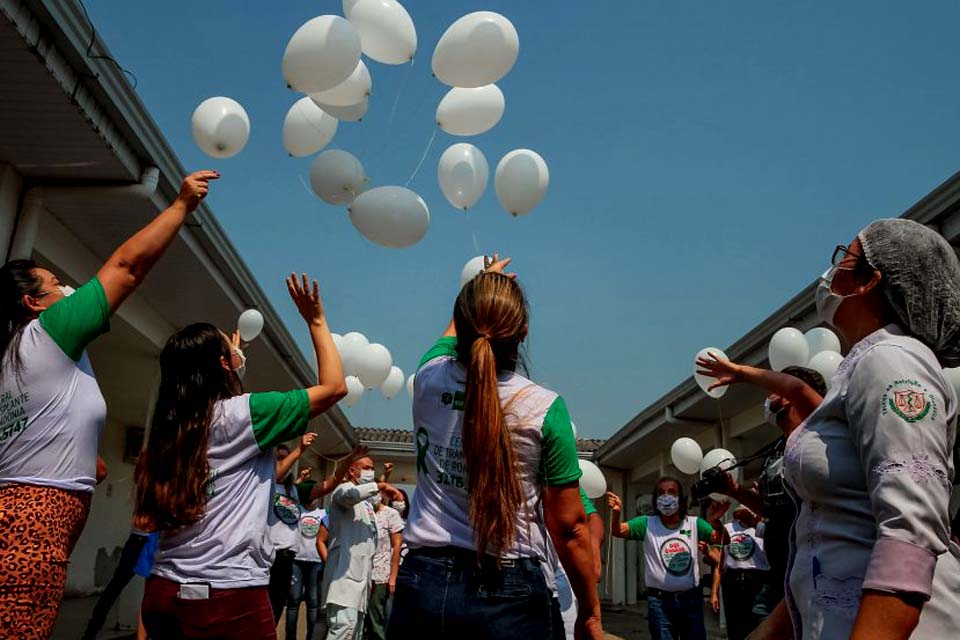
[751,219,960,639]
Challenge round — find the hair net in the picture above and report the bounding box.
[859,218,960,367]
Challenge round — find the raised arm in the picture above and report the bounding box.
[545,483,603,640]
[310,446,370,502]
[97,171,219,314]
[286,273,348,417]
[606,492,629,538]
[379,462,394,484]
[696,353,823,421]
[276,432,316,482]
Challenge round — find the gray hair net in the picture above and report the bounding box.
[859,218,960,367]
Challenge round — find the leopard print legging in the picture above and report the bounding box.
[0,485,91,640]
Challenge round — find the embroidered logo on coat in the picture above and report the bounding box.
[880,380,937,423]
[659,538,693,576]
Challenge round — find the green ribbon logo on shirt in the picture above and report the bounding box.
[416,427,429,475]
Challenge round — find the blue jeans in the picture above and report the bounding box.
[387,546,555,639]
[647,589,706,640]
[286,560,323,640]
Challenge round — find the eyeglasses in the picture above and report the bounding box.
[830,244,865,268]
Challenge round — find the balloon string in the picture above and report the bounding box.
[405,129,437,187]
[471,230,480,254]
[387,57,415,127]
[297,174,314,197]
[605,509,614,596]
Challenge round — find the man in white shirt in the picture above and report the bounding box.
[321,455,401,640]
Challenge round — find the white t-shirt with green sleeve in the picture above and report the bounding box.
[152,389,310,588]
[404,337,582,560]
[0,277,110,492]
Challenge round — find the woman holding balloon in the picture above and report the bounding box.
[388,255,603,639]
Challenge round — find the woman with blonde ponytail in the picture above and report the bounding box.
[388,256,603,640]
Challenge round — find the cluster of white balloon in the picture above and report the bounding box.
[331,331,412,408]
[191,5,549,252]
[670,438,739,500]
[767,326,844,386]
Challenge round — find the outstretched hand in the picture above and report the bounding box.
[176,170,220,212]
[696,352,745,391]
[483,253,516,279]
[286,273,325,326]
[605,492,623,513]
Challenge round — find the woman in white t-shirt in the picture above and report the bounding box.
[0,170,218,638]
[133,273,347,639]
[387,255,602,640]
[286,501,327,640]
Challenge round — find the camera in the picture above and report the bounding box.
[690,466,728,501]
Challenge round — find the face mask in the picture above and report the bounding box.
[393,501,406,513]
[814,267,856,327]
[359,469,376,484]
[763,398,783,428]
[656,494,680,516]
[369,494,381,507]
[232,347,247,380]
[60,285,76,297]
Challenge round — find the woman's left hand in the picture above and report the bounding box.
[286,273,325,326]
[696,353,745,390]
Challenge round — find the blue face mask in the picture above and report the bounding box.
[656,494,679,516]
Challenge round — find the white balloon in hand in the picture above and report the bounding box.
[344,0,417,64]
[283,16,362,93]
[349,186,430,248]
[237,309,265,342]
[310,150,367,206]
[432,12,519,88]
[495,149,549,216]
[191,97,250,159]
[381,366,405,399]
[694,348,729,399]
[283,98,338,157]
[436,85,505,136]
[438,144,489,210]
[459,256,487,289]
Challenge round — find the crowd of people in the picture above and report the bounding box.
[1,169,959,640]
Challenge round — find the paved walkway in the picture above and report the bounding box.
[601,602,726,640]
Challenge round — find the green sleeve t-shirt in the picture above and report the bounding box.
[39,277,110,361]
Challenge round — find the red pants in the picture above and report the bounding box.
[141,576,277,639]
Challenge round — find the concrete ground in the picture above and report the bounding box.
[55,597,727,640]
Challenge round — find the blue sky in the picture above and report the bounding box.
[85,1,960,439]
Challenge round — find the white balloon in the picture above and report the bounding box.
[310,150,367,206]
[670,438,704,475]
[578,460,607,500]
[694,347,729,399]
[432,12,519,88]
[191,97,250,159]
[406,373,415,398]
[344,0,417,64]
[494,149,549,216]
[348,186,430,248]
[700,448,739,498]
[237,309,264,342]
[805,327,842,359]
[283,98,338,157]
[459,255,487,289]
[340,332,369,376]
[313,98,368,122]
[357,343,393,388]
[435,85,504,136]
[380,366,405,399]
[438,144,489,210]
[808,350,843,387]
[283,16,362,93]
[571,421,577,439]
[308,60,371,107]
[343,375,365,407]
[769,327,810,372]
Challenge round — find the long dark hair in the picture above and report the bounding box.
[454,272,529,558]
[0,260,43,381]
[134,323,241,531]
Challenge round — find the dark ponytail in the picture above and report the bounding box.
[0,259,42,381]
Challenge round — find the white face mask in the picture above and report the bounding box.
[369,494,381,507]
[763,398,782,427]
[358,469,376,484]
[59,285,76,297]
[815,267,856,327]
[656,494,680,516]
[392,501,406,513]
[232,347,247,380]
